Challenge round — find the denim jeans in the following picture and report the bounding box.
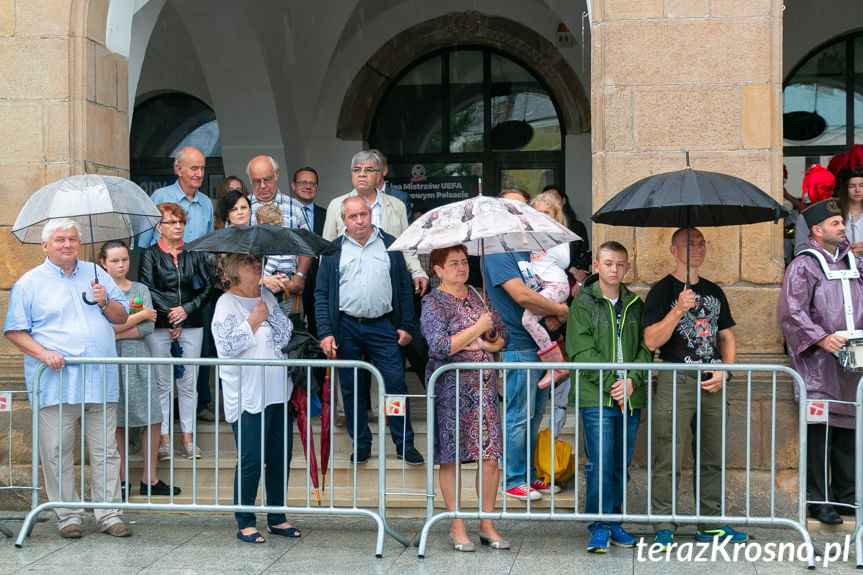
[581,405,641,531]
[230,403,292,530]
[501,349,549,489]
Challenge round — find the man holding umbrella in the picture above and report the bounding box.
[778,199,861,525]
[4,219,133,538]
[643,227,747,549]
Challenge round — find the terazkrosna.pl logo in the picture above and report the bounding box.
[636,535,851,567]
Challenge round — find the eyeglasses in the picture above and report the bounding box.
[160,220,184,227]
[295,180,318,188]
[351,167,380,174]
[226,187,243,194]
[241,255,262,264]
[252,175,275,187]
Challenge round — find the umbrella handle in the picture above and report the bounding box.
[82,275,99,305]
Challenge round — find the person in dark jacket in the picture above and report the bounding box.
[566,241,652,553]
[315,196,424,466]
[139,202,213,461]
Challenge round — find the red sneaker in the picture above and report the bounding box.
[504,484,542,501]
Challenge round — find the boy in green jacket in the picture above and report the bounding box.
[566,241,653,553]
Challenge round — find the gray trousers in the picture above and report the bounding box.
[38,403,123,531]
[650,370,725,532]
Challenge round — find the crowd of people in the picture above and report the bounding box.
[3,144,862,555]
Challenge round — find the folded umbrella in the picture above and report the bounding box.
[170,339,185,380]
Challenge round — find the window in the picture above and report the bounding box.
[783,31,863,198]
[371,48,564,212]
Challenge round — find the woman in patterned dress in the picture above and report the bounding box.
[211,253,300,544]
[420,244,510,552]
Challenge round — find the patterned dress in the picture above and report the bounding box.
[420,287,508,464]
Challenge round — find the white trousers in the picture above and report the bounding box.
[38,403,123,531]
[145,327,203,436]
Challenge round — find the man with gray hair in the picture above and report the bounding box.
[246,155,312,302]
[322,150,427,294]
[315,196,423,466]
[5,219,132,538]
[138,146,213,248]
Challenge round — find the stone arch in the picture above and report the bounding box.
[337,11,589,141]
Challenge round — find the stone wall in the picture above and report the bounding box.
[0,0,129,371]
[0,0,129,470]
[590,0,785,353]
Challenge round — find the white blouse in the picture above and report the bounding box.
[212,290,294,423]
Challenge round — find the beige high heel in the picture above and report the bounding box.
[478,529,511,550]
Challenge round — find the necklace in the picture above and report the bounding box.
[438,283,468,299]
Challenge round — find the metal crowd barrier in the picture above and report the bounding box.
[0,388,39,537]
[14,356,399,556]
[416,361,815,567]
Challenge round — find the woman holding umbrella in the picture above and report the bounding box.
[420,244,510,552]
[140,203,212,460]
[211,252,299,544]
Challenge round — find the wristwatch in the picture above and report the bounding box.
[99,296,110,311]
[294,271,306,279]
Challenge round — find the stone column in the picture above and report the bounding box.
[0,0,127,370]
[590,0,785,353]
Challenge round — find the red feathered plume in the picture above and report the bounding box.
[801,164,835,203]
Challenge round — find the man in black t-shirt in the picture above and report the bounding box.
[642,227,747,550]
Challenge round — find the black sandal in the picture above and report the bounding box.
[267,525,301,538]
[237,530,265,544]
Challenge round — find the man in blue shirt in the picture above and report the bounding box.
[138,146,216,421]
[315,196,424,466]
[5,219,132,538]
[484,190,570,501]
[137,146,214,248]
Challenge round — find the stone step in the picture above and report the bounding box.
[122,483,579,518]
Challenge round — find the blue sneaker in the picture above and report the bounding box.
[587,528,610,553]
[694,525,749,543]
[609,524,636,548]
[652,529,674,552]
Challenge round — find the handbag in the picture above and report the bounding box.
[280,330,326,395]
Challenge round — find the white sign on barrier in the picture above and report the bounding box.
[0,392,10,412]
[806,400,829,423]
[385,396,406,416]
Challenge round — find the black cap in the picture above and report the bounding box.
[803,198,842,229]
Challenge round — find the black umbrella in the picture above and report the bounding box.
[591,153,789,285]
[182,224,338,256]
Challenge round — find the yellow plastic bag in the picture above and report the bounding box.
[533,428,576,485]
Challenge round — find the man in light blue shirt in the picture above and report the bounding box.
[4,219,132,538]
[137,146,214,248]
[315,196,423,466]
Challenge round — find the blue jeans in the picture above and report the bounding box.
[230,403,293,530]
[502,349,549,489]
[337,315,414,450]
[581,406,641,531]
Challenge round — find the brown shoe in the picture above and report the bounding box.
[60,524,82,539]
[103,522,132,537]
[335,415,346,427]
